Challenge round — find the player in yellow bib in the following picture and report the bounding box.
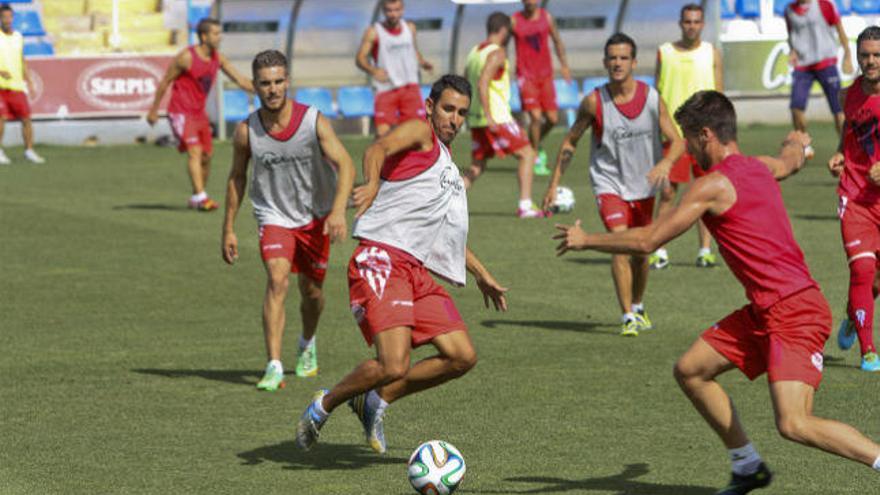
[463,12,542,218]
[0,4,43,164]
[649,3,722,269]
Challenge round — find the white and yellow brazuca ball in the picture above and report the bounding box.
[553,185,576,213]
[407,440,466,495]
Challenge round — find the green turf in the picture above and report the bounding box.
[1,122,878,494]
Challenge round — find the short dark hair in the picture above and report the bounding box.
[429,74,471,105]
[252,50,288,78]
[681,3,703,19]
[675,90,738,144]
[604,32,637,59]
[486,12,511,35]
[196,17,220,41]
[857,26,880,51]
[0,3,12,14]
[382,0,402,6]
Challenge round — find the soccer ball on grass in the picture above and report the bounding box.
[551,185,576,213]
[407,440,466,494]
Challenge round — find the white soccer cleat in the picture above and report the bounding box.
[0,149,11,165]
[24,149,45,164]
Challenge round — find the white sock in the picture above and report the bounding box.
[622,312,635,323]
[299,335,314,350]
[873,454,880,471]
[631,303,644,314]
[267,359,283,374]
[518,199,533,210]
[655,247,668,258]
[366,389,389,415]
[312,395,329,419]
[729,443,762,476]
[698,247,711,257]
[191,191,207,202]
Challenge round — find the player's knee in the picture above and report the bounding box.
[268,273,290,295]
[449,349,477,376]
[300,280,323,303]
[672,357,701,387]
[381,361,409,383]
[775,414,810,444]
[546,113,559,126]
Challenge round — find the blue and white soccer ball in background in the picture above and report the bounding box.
[407,440,466,495]
[552,185,576,213]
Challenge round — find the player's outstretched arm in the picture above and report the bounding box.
[147,49,188,126]
[316,113,355,243]
[757,130,810,180]
[219,53,254,93]
[553,174,727,257]
[222,121,251,265]
[409,21,434,72]
[547,12,571,82]
[465,248,508,311]
[355,27,388,82]
[648,99,684,187]
[829,88,848,176]
[354,119,432,217]
[543,93,595,210]
[835,20,854,75]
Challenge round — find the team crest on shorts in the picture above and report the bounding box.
[355,247,392,299]
[811,352,824,372]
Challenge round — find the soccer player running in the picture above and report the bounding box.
[555,90,880,493]
[355,0,433,138]
[542,33,685,337]
[221,50,355,391]
[785,0,853,155]
[512,0,572,176]
[295,75,508,454]
[463,12,543,219]
[147,18,254,211]
[649,3,723,270]
[829,26,880,373]
[0,3,44,164]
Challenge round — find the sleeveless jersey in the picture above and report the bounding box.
[464,42,513,128]
[168,45,220,116]
[247,102,338,229]
[840,76,880,205]
[353,133,469,286]
[589,82,662,201]
[701,155,818,309]
[372,20,420,94]
[657,41,715,134]
[512,8,553,80]
[0,30,24,91]
[785,0,839,68]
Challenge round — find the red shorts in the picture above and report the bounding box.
[701,287,831,389]
[664,141,706,184]
[518,76,557,112]
[348,241,467,347]
[839,196,880,264]
[374,84,426,127]
[258,220,330,283]
[168,112,213,156]
[596,194,655,231]
[0,89,30,120]
[470,122,531,161]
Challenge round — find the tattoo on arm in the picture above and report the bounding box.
[560,149,574,172]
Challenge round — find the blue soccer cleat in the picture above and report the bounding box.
[861,352,880,372]
[837,318,856,351]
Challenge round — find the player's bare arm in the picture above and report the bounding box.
[543,93,595,210]
[713,46,724,91]
[756,130,810,180]
[465,247,508,311]
[836,20,854,75]
[221,121,252,264]
[408,21,434,72]
[553,173,731,257]
[648,99,685,187]
[479,48,505,130]
[354,118,433,217]
[829,88,848,176]
[21,55,31,92]
[147,49,189,125]
[315,113,355,243]
[219,53,255,93]
[355,26,388,82]
[547,13,571,82]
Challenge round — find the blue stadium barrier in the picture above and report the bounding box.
[773,0,788,16]
[13,10,44,36]
[852,0,880,14]
[295,87,337,118]
[554,79,579,127]
[223,89,250,122]
[5,0,33,3]
[337,86,374,117]
[189,4,213,26]
[735,0,761,18]
[582,77,606,95]
[420,84,431,101]
[835,0,851,15]
[23,40,53,56]
[509,82,521,113]
[721,0,736,19]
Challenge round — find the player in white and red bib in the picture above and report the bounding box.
[356,0,433,138]
[543,33,685,337]
[296,75,508,455]
[148,18,253,211]
[556,90,880,493]
[221,50,354,391]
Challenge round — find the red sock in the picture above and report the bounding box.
[848,257,877,355]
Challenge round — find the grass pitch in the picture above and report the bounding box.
[1,121,878,494]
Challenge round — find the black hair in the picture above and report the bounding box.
[252,49,288,78]
[604,32,637,59]
[486,12,511,35]
[675,90,738,144]
[428,74,471,105]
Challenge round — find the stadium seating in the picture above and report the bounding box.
[223,89,251,122]
[295,87,337,118]
[23,40,54,56]
[736,0,761,18]
[13,10,44,36]
[337,86,374,118]
[582,77,606,95]
[721,0,736,19]
[852,0,880,14]
[773,0,788,16]
[554,79,580,127]
[836,0,852,15]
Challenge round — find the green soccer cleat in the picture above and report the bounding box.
[696,252,718,268]
[649,251,669,270]
[621,318,640,337]
[295,341,318,377]
[716,462,773,495]
[861,352,880,372]
[634,309,653,331]
[256,363,285,391]
[533,149,551,176]
[348,393,387,454]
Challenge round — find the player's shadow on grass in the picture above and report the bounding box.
[113,203,189,211]
[466,463,714,494]
[794,213,837,221]
[132,368,261,387]
[481,319,616,334]
[237,440,406,470]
